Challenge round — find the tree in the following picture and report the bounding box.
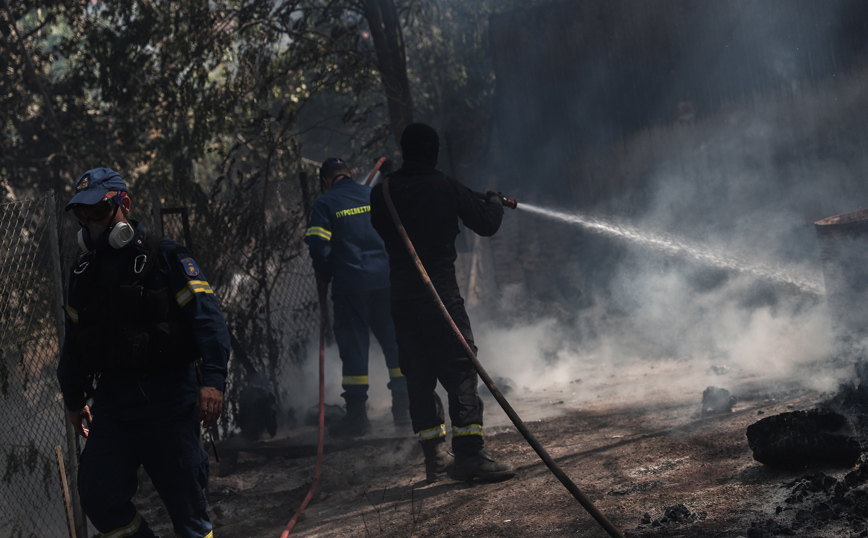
[360,0,413,144]
[0,0,528,416]
[0,1,386,196]
[399,0,524,179]
[0,0,390,413]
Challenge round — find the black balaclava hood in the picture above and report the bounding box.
[400,123,439,168]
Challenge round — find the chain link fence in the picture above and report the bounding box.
[0,193,80,538]
[2,161,325,535]
[153,166,324,439]
[1,161,505,537]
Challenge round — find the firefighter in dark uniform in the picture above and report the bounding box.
[56,168,230,538]
[305,158,409,437]
[369,123,515,482]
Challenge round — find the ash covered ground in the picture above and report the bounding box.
[132,353,868,538]
[133,54,868,538]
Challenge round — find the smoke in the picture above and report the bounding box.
[284,342,410,422]
[475,1,868,415]
[473,273,839,418]
[278,2,868,429]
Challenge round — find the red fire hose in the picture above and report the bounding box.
[364,157,388,186]
[279,279,328,538]
[382,177,624,538]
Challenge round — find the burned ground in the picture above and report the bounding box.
[129,357,867,538]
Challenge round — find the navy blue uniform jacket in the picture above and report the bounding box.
[56,221,230,421]
[304,177,390,296]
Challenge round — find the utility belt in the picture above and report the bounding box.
[69,235,199,374]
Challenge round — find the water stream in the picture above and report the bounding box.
[518,203,824,295]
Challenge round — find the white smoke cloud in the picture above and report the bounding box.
[468,64,868,421]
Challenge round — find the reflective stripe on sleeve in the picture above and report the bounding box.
[306,226,332,241]
[342,375,368,386]
[452,424,483,438]
[175,280,214,308]
[101,513,143,538]
[66,305,79,323]
[388,368,404,378]
[418,424,446,442]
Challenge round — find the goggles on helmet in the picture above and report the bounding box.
[72,195,117,224]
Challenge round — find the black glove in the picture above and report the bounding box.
[486,190,505,206]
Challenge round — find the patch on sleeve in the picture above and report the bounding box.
[180,257,200,277]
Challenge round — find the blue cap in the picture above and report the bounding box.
[65,168,128,211]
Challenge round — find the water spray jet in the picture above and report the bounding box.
[518,203,823,295]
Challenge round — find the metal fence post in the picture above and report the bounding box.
[48,190,88,538]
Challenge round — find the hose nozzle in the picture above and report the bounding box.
[474,190,518,210]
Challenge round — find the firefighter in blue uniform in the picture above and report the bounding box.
[305,158,409,437]
[56,168,230,538]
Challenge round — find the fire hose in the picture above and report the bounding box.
[382,178,624,538]
[279,279,328,538]
[364,156,388,187]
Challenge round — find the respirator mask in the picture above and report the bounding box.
[73,193,136,253]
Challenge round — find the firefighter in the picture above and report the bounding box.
[369,123,515,482]
[304,158,410,437]
[56,168,230,538]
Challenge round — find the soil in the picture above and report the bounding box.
[134,357,867,538]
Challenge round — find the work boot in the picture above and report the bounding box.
[449,449,515,482]
[329,397,370,438]
[420,437,454,484]
[391,390,411,427]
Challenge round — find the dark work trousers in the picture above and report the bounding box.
[332,287,407,402]
[390,294,485,456]
[77,404,211,538]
